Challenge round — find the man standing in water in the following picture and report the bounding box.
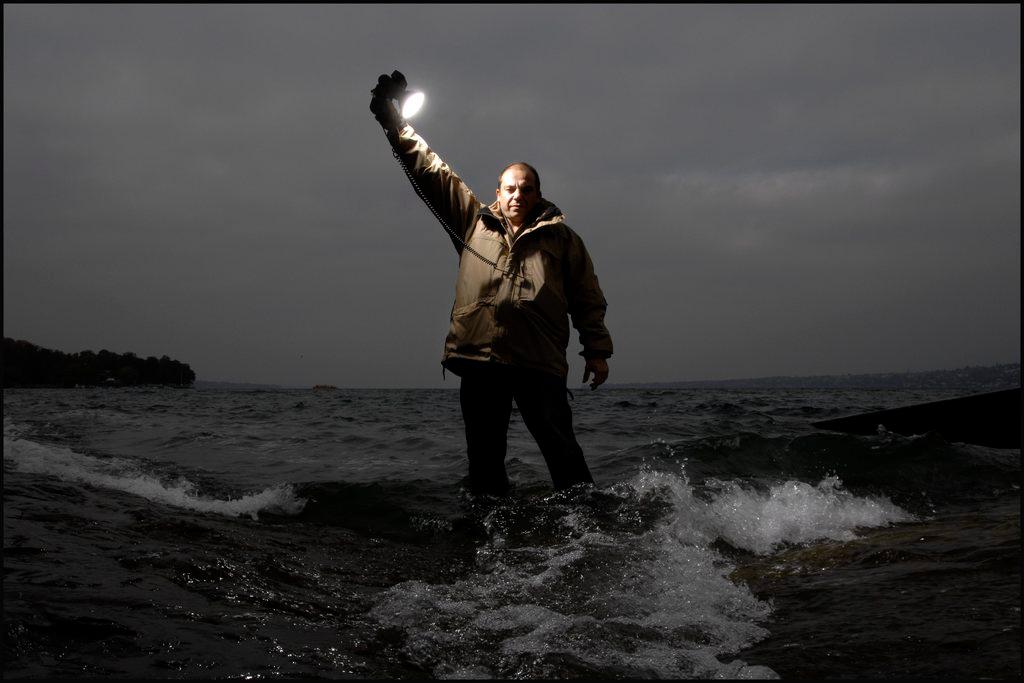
[370,71,613,496]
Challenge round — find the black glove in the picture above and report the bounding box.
[369,70,407,132]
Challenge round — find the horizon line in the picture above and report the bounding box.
[197,360,1022,390]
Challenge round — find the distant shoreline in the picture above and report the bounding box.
[193,380,301,391]
[190,363,1020,392]
[610,363,1021,391]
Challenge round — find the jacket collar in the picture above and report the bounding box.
[478,198,563,237]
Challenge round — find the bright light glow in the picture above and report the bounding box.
[401,91,425,119]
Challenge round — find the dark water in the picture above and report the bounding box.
[3,386,1019,679]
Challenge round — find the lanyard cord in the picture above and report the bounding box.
[388,137,521,280]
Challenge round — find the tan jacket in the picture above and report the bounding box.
[388,124,613,379]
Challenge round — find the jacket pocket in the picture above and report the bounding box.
[514,243,570,351]
[448,299,494,354]
[516,243,566,306]
[454,234,506,309]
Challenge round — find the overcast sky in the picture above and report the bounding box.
[4,4,1020,388]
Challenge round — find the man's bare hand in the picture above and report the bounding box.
[582,358,609,390]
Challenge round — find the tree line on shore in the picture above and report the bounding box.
[2,337,196,387]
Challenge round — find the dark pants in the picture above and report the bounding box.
[457,362,594,495]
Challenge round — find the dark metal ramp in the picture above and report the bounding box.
[812,388,1021,449]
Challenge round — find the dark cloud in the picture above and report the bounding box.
[4,5,1019,386]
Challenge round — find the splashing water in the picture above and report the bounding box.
[633,466,915,555]
[4,431,306,520]
[367,464,912,678]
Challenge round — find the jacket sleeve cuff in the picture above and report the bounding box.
[580,350,612,360]
[385,123,413,146]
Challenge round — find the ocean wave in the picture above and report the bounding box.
[363,461,920,677]
[2,433,306,520]
[634,431,1020,508]
[631,467,914,555]
[364,471,782,678]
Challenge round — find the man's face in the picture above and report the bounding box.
[496,166,540,226]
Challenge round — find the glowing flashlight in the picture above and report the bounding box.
[400,90,425,119]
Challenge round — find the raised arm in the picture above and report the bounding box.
[370,71,480,251]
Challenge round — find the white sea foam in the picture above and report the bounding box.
[707,475,915,554]
[368,465,915,678]
[3,431,306,520]
[631,467,915,555]
[369,478,779,678]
